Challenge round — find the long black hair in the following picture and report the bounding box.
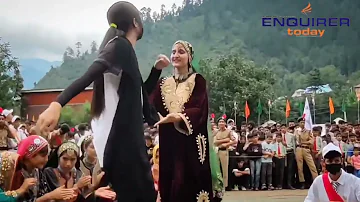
[91,1,143,118]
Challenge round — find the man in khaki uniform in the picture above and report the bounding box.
[295,117,318,189]
[214,118,235,190]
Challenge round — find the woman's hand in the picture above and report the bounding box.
[95,186,116,200]
[93,171,105,187]
[154,54,170,70]
[76,175,92,189]
[17,178,37,195]
[154,113,181,127]
[49,185,77,200]
[36,102,62,134]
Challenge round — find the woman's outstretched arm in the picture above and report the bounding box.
[55,62,108,106]
[55,37,128,106]
[143,67,162,95]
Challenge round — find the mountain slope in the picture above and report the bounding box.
[19,58,61,89]
[34,0,360,96]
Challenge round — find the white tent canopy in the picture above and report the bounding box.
[333,117,345,124]
[261,120,277,127]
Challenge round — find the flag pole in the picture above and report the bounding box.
[245,100,249,124]
[234,101,237,125]
[286,100,288,124]
[268,107,271,121]
[235,109,237,125]
[358,99,360,124]
[312,93,316,124]
[268,100,272,121]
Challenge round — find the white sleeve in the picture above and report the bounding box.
[7,138,18,148]
[355,178,360,201]
[19,130,27,140]
[74,134,80,143]
[154,136,159,145]
[304,177,319,202]
[232,131,238,142]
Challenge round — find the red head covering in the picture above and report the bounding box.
[0,107,3,114]
[17,135,48,159]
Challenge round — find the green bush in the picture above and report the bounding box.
[59,102,91,126]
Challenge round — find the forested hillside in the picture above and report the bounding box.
[34,0,360,123]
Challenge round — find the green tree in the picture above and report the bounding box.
[59,102,91,126]
[199,55,275,122]
[307,68,322,88]
[60,106,75,125]
[75,42,82,58]
[0,38,24,109]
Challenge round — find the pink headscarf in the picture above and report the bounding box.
[17,135,48,159]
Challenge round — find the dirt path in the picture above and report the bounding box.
[223,189,308,202]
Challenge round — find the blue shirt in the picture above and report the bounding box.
[261,141,275,163]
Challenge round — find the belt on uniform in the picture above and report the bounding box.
[228,147,236,151]
[218,148,227,151]
[297,145,311,149]
[286,149,294,153]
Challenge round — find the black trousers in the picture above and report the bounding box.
[234,174,250,188]
[261,162,272,186]
[227,150,238,189]
[286,151,296,186]
[274,157,285,187]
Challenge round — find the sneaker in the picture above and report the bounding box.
[288,185,295,190]
[255,188,259,191]
[261,184,267,190]
[233,185,239,191]
[241,186,247,191]
[268,185,275,190]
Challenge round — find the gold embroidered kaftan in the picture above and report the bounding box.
[150,73,213,202]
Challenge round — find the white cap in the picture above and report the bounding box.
[18,124,26,130]
[2,109,13,117]
[227,119,235,124]
[11,115,20,123]
[322,143,341,158]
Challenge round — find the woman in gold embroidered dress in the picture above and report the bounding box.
[151,40,220,202]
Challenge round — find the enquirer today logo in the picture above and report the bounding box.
[262,3,350,37]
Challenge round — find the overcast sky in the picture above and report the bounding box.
[0,0,182,61]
